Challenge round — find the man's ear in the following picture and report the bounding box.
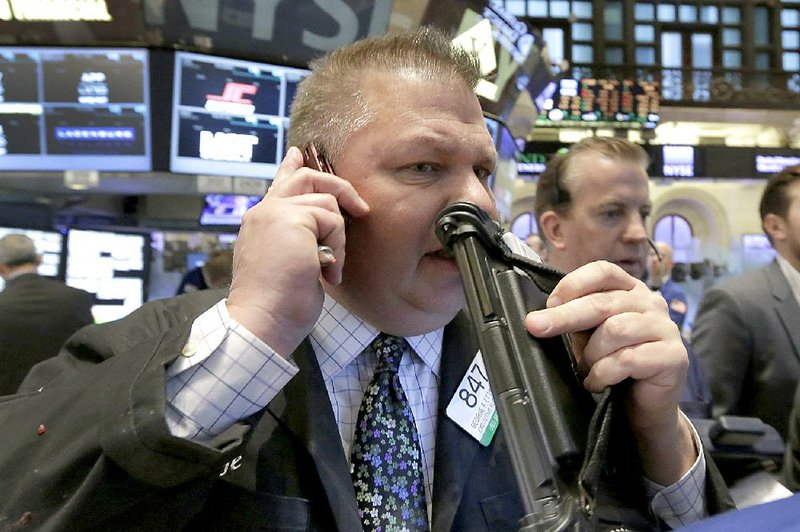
[538,210,567,251]
[763,213,785,243]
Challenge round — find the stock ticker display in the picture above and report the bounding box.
[0,47,151,171]
[536,78,660,129]
[169,51,308,179]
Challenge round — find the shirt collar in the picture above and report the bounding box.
[777,254,800,305]
[310,294,443,381]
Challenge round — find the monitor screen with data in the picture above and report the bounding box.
[65,229,147,323]
[170,51,308,179]
[0,47,151,171]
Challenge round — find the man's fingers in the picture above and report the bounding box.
[582,341,687,394]
[546,261,638,307]
[526,289,650,338]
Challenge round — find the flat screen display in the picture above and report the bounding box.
[0,47,151,171]
[65,229,147,324]
[170,51,309,179]
[0,227,63,291]
[200,194,262,226]
[536,78,660,129]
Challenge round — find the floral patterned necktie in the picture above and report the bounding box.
[350,333,429,531]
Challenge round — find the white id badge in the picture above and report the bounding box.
[446,351,499,446]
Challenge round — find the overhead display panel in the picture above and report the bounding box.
[536,78,660,129]
[0,46,151,171]
[0,0,146,44]
[169,50,308,179]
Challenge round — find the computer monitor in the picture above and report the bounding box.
[0,47,151,171]
[199,194,261,226]
[169,50,309,179]
[65,228,148,323]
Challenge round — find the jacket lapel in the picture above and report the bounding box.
[767,261,800,362]
[431,313,482,531]
[266,339,362,532]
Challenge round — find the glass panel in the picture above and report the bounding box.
[542,28,565,65]
[504,0,526,16]
[754,7,770,46]
[528,1,548,17]
[691,33,713,68]
[722,7,741,25]
[635,24,655,43]
[605,1,623,40]
[635,3,655,21]
[661,32,683,68]
[723,50,741,68]
[783,30,800,49]
[723,28,741,46]
[636,47,656,65]
[573,44,594,63]
[679,5,697,23]
[673,216,693,249]
[550,0,570,18]
[573,22,593,41]
[700,6,718,24]
[654,215,693,257]
[755,52,771,70]
[782,9,799,28]
[657,4,676,22]
[606,47,624,64]
[511,213,535,239]
[573,2,592,18]
[784,52,800,71]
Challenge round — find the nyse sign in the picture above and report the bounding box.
[146,0,392,63]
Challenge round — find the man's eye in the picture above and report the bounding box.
[600,209,623,220]
[411,163,436,173]
[474,166,493,181]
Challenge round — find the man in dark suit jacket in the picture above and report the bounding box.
[0,233,94,395]
[0,28,731,530]
[692,165,800,441]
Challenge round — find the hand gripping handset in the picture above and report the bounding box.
[302,144,350,265]
[435,202,626,531]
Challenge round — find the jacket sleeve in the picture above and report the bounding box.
[0,290,251,527]
[691,286,751,418]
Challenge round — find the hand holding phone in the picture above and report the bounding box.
[303,144,352,267]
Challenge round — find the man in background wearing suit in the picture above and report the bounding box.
[648,241,689,332]
[0,233,94,395]
[534,137,711,416]
[0,28,731,530]
[693,165,800,441]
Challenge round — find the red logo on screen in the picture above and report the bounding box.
[205,82,258,116]
[206,82,257,104]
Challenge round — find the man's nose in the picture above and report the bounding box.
[624,214,648,241]
[455,174,497,215]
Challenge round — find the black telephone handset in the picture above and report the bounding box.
[302,143,352,227]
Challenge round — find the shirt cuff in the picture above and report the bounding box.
[644,411,708,528]
[165,299,299,440]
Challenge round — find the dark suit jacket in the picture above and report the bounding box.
[692,261,800,439]
[0,272,94,395]
[0,290,733,531]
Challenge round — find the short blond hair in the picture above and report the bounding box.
[287,26,480,166]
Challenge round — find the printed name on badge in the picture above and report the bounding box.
[446,351,499,446]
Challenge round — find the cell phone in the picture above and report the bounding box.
[302,143,352,226]
[303,143,335,175]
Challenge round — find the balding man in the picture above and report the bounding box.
[648,240,689,331]
[0,233,94,395]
